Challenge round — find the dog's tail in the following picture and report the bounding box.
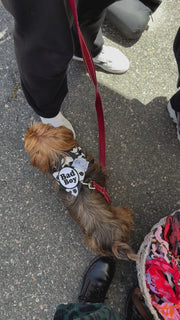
[110,206,137,261]
[112,242,137,261]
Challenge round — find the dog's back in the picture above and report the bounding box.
[24,122,136,260]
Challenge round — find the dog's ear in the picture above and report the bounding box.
[112,242,137,261]
[24,122,77,173]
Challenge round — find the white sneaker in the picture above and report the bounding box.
[167,101,180,142]
[73,45,130,74]
[40,112,76,137]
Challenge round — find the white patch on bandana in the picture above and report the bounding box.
[53,146,89,197]
[58,167,79,189]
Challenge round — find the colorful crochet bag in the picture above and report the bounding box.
[136,210,180,320]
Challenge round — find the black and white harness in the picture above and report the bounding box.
[53,146,111,204]
[53,146,89,197]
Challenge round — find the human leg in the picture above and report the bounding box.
[171,27,180,112]
[106,0,151,40]
[167,97,180,142]
[73,0,117,57]
[72,0,130,73]
[2,0,73,121]
[167,27,180,141]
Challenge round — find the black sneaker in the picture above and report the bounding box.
[78,256,116,304]
[167,101,180,142]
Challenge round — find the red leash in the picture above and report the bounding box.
[68,0,110,204]
[68,0,106,168]
[92,182,111,204]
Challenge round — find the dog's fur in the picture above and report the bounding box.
[24,122,136,260]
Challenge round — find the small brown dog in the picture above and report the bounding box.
[24,122,136,260]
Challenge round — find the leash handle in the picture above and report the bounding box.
[68,0,106,167]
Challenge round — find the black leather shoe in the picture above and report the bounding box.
[78,256,116,303]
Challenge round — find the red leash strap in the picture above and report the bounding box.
[68,0,106,168]
[92,182,111,204]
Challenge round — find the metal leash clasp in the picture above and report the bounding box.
[81,181,95,190]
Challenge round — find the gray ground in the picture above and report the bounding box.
[0,1,180,319]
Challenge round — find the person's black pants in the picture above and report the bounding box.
[170,27,180,112]
[2,0,116,118]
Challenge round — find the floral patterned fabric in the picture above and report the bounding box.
[145,210,180,320]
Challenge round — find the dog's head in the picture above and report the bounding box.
[24,122,77,173]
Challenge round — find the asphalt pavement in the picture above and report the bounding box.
[1,1,180,319]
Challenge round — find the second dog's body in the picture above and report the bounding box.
[24,122,136,260]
